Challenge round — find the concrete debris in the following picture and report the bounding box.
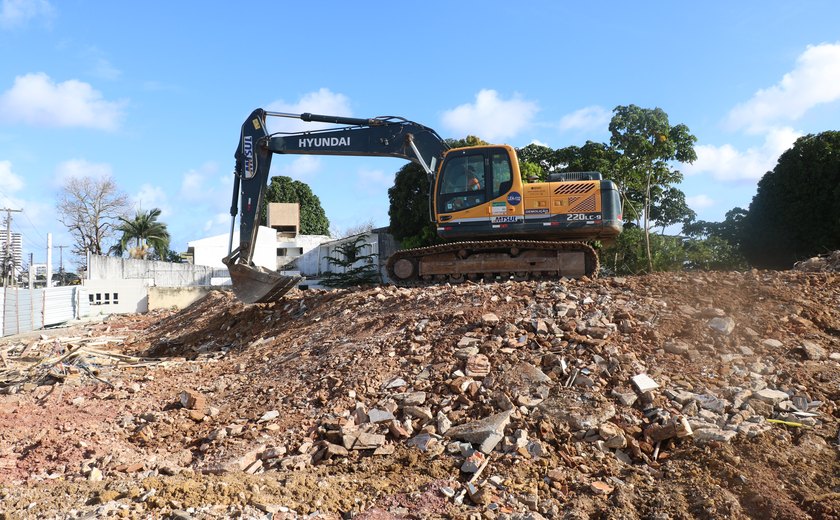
[0,269,836,518]
[446,409,514,454]
[708,316,736,335]
[631,374,659,393]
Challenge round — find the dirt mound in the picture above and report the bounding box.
[1,271,838,519]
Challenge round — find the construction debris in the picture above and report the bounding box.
[0,270,837,519]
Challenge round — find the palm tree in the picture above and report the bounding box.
[114,208,171,259]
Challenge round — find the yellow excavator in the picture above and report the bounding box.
[223,108,623,303]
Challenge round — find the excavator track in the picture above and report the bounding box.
[385,240,599,286]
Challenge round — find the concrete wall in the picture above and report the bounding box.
[88,255,219,286]
[83,279,149,314]
[148,286,214,310]
[296,229,399,282]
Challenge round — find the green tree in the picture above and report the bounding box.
[740,131,840,268]
[519,161,543,182]
[321,236,380,287]
[112,208,171,259]
[682,207,748,248]
[264,176,330,235]
[388,162,438,249]
[608,105,697,271]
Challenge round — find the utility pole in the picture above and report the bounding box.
[56,245,68,286]
[2,208,22,287]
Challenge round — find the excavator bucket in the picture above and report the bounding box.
[226,262,303,304]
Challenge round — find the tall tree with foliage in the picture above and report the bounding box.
[740,131,840,268]
[264,176,330,235]
[56,176,130,258]
[112,208,171,259]
[608,105,697,270]
[388,162,437,249]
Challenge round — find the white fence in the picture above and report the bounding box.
[1,286,89,337]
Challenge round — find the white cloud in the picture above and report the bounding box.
[54,158,113,185]
[265,88,353,133]
[275,156,322,181]
[0,160,24,192]
[685,127,801,181]
[203,212,230,233]
[0,0,53,28]
[686,194,715,210]
[441,89,539,142]
[178,161,221,202]
[726,42,840,133]
[0,73,126,130]
[558,105,611,133]
[134,184,170,216]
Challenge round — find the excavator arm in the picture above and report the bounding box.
[224,108,449,303]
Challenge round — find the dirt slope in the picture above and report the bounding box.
[0,270,838,519]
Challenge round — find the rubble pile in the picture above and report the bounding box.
[795,250,840,273]
[0,270,838,519]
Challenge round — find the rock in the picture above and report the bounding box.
[446,409,514,454]
[406,433,440,452]
[631,374,659,393]
[762,339,784,349]
[179,389,206,411]
[539,393,616,431]
[481,313,500,326]
[465,354,491,378]
[799,340,827,360]
[88,467,103,482]
[708,317,736,335]
[342,431,386,450]
[752,388,789,405]
[693,428,737,443]
[403,406,433,421]
[664,341,690,356]
[436,412,452,435]
[611,388,637,406]
[695,394,728,414]
[590,481,614,495]
[461,451,486,473]
[385,378,407,389]
[368,409,395,423]
[257,410,279,422]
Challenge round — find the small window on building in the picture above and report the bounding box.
[104,293,110,304]
[113,293,119,304]
[89,294,94,303]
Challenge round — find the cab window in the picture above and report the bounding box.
[490,152,513,199]
[438,154,486,212]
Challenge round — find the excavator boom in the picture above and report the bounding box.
[224,109,448,303]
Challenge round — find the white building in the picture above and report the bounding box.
[0,229,22,272]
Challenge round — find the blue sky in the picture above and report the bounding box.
[1,1,839,267]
